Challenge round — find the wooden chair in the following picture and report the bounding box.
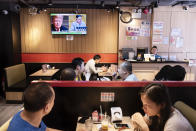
[4,64,28,103]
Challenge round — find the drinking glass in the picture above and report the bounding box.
[101,116,110,130]
[85,118,93,131]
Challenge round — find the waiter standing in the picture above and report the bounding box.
[84,55,105,81]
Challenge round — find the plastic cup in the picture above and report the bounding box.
[85,119,93,131]
[101,116,110,130]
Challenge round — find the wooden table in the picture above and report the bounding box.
[29,69,59,80]
[98,72,114,77]
[76,117,134,131]
[30,69,59,76]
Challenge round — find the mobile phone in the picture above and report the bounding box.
[114,123,130,129]
[78,116,89,123]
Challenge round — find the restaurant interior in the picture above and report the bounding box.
[0,0,196,131]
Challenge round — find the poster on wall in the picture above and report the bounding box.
[170,28,183,48]
[140,21,150,37]
[189,59,196,67]
[153,21,164,35]
[152,35,163,44]
[163,37,169,45]
[126,26,140,36]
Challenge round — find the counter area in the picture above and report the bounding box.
[127,61,195,81]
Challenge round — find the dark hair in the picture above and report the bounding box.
[76,15,82,18]
[72,57,84,70]
[52,15,63,21]
[151,46,158,53]
[154,65,172,81]
[60,68,76,80]
[152,46,157,49]
[23,82,53,112]
[93,55,101,60]
[140,83,172,131]
[122,61,132,74]
[170,65,186,81]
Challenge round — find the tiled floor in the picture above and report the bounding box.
[0,97,23,126]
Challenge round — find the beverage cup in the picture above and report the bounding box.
[101,116,110,131]
[42,64,47,72]
[85,119,93,131]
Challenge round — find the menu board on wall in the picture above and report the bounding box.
[153,21,164,35]
[170,28,183,48]
[126,26,140,36]
[140,21,150,37]
[152,21,164,44]
[152,35,163,44]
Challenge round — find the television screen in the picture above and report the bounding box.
[50,13,87,34]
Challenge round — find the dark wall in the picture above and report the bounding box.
[0,12,21,68]
[0,11,21,97]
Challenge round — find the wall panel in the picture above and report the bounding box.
[153,6,196,61]
[20,8,118,54]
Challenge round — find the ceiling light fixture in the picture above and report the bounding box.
[48,0,53,6]
[106,8,110,13]
[28,7,37,15]
[115,1,120,9]
[101,1,105,7]
[1,10,8,15]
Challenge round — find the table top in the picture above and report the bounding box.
[29,69,59,77]
[127,60,189,64]
[98,72,114,77]
[76,116,134,131]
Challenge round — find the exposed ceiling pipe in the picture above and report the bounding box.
[189,3,196,7]
[19,0,34,8]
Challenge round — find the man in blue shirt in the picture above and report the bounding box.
[150,46,161,59]
[8,82,61,131]
[114,61,138,81]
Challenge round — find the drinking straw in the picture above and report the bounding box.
[100,105,102,119]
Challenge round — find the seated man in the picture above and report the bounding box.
[72,57,85,81]
[60,68,76,81]
[114,61,138,81]
[8,82,61,131]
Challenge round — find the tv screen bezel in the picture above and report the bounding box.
[50,13,87,35]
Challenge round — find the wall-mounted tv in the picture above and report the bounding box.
[50,13,87,34]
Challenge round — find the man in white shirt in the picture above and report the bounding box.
[117,61,138,81]
[84,55,104,81]
[70,15,86,31]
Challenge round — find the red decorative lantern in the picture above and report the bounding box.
[143,8,149,15]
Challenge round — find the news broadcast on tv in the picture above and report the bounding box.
[51,13,87,35]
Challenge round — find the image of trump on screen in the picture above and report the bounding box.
[51,15,68,32]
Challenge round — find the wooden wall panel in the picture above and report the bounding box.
[119,7,151,51]
[20,8,118,53]
[153,6,196,61]
[153,10,171,53]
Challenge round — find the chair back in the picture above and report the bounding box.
[4,64,26,87]
[174,101,196,130]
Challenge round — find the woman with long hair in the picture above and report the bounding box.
[131,83,193,131]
